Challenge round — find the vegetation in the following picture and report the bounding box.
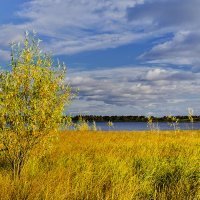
[0,33,199,199]
[0,130,199,199]
[167,115,180,133]
[66,115,200,122]
[107,121,114,128]
[0,32,71,178]
[147,116,159,132]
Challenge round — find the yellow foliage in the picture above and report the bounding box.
[0,130,199,199]
[0,32,72,178]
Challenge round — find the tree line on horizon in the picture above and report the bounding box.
[64,115,200,122]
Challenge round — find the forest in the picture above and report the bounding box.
[68,115,200,122]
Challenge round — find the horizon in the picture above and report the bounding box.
[67,114,199,118]
[1,0,200,116]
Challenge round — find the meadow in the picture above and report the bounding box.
[0,130,199,200]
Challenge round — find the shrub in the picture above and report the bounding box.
[0,31,72,178]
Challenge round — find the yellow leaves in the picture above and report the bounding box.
[188,108,194,123]
[25,51,33,62]
[0,32,72,178]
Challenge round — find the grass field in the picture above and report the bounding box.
[0,130,199,200]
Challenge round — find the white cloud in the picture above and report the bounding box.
[140,31,200,67]
[0,0,145,57]
[127,0,200,31]
[0,49,10,61]
[67,66,200,115]
[145,68,170,81]
[0,24,25,46]
[18,0,142,31]
[45,32,144,55]
[0,0,200,64]
[127,0,200,68]
[1,0,200,115]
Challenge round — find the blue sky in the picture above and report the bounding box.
[1,0,200,116]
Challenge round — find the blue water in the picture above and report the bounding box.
[87,122,200,131]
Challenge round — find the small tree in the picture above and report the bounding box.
[0,32,72,178]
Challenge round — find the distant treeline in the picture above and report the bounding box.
[63,115,200,122]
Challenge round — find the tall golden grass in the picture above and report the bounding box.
[0,130,199,199]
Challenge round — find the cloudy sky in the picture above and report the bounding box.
[1,0,200,116]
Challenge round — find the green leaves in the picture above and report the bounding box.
[0,31,72,178]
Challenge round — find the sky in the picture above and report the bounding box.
[1,0,200,116]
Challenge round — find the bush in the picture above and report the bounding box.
[0,32,72,178]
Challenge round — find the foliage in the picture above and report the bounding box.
[0,32,71,178]
[188,108,194,129]
[74,116,90,131]
[62,115,73,129]
[91,121,97,131]
[188,108,194,123]
[147,116,159,132]
[0,130,199,199]
[107,121,113,129]
[69,115,200,122]
[167,115,180,133]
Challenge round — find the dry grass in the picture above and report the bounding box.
[0,130,199,199]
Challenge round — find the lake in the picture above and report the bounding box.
[87,122,200,131]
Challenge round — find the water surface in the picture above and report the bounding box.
[88,122,200,131]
